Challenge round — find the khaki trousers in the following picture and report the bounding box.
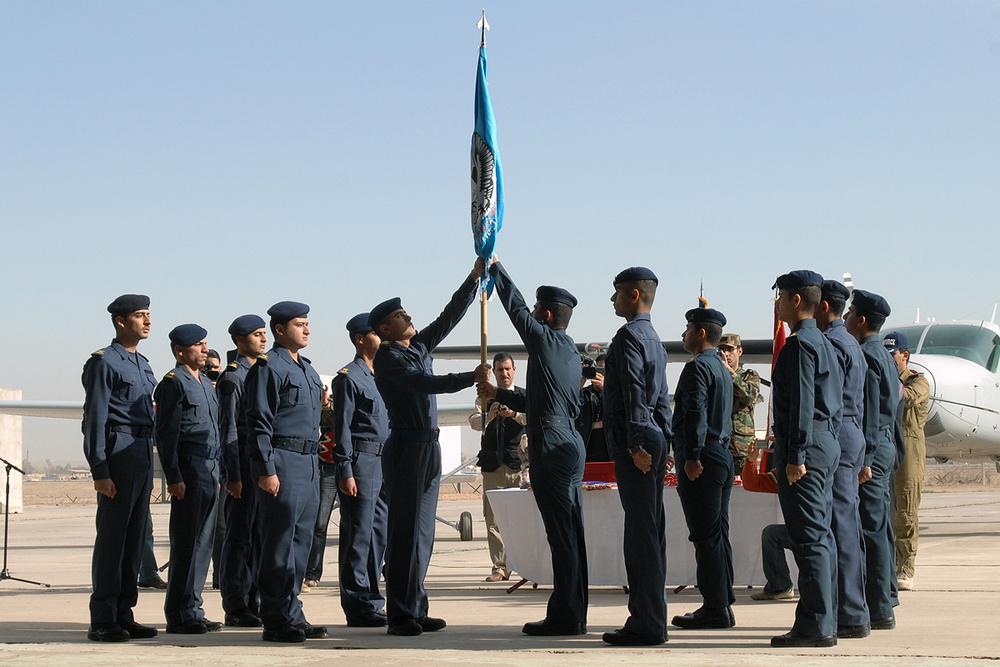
[481,464,522,575]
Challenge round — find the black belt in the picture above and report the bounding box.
[181,444,221,460]
[272,437,320,455]
[392,428,440,443]
[355,440,384,456]
[110,424,153,438]
[536,415,572,429]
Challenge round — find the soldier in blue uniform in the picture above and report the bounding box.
[245,301,327,643]
[816,280,872,638]
[600,267,673,647]
[671,307,737,631]
[370,259,489,636]
[331,313,390,627]
[154,324,223,634]
[217,314,268,628]
[845,289,900,630]
[476,258,588,637]
[82,294,159,642]
[769,270,843,648]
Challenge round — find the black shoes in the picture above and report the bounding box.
[837,623,871,639]
[416,616,447,632]
[871,616,896,630]
[671,606,735,629]
[347,611,387,628]
[166,618,222,634]
[137,578,168,589]
[387,619,423,636]
[602,627,666,646]
[122,622,158,639]
[771,631,838,647]
[202,619,224,633]
[296,622,329,639]
[263,625,306,643]
[225,610,263,627]
[87,623,130,642]
[521,619,587,636]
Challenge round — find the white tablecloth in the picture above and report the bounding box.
[487,485,783,587]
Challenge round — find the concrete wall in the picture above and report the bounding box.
[0,388,24,513]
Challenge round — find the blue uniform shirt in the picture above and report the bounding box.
[772,319,844,466]
[153,365,221,485]
[671,348,733,464]
[373,276,478,431]
[488,262,582,422]
[216,356,252,483]
[81,340,157,480]
[860,334,900,467]
[332,356,389,479]
[245,345,324,477]
[602,313,673,454]
[823,319,866,422]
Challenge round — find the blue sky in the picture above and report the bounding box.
[2,2,999,462]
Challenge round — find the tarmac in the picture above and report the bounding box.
[0,490,998,665]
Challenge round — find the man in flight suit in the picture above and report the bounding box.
[82,294,159,642]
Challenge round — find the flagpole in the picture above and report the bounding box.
[480,285,489,420]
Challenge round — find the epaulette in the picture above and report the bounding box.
[92,349,106,357]
[257,353,269,366]
[228,362,238,370]
[337,366,349,375]
[380,340,390,346]
[788,332,798,338]
[165,370,176,380]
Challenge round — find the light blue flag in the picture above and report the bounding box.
[471,44,503,292]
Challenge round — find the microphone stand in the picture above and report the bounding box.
[0,456,49,587]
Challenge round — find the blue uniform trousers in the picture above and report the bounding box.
[90,437,153,626]
[676,456,735,611]
[305,462,339,581]
[859,435,897,622]
[775,432,840,638]
[528,423,588,627]
[831,419,870,627]
[220,451,260,615]
[338,452,387,620]
[138,507,158,582]
[164,456,219,626]
[613,440,668,638]
[255,449,319,631]
[761,523,795,593]
[381,434,441,625]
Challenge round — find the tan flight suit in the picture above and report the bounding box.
[893,367,929,579]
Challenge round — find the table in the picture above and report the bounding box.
[487,484,784,587]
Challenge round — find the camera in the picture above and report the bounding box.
[582,366,599,380]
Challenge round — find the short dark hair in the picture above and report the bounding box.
[619,278,657,306]
[863,312,887,333]
[825,294,847,317]
[788,285,821,309]
[539,300,573,329]
[688,321,723,347]
[207,349,220,362]
[493,352,514,367]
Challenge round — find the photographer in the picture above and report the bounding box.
[469,352,526,582]
[577,354,609,462]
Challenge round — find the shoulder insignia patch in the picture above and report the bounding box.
[256,354,268,366]
[788,332,798,338]
[380,340,390,346]
[92,348,105,356]
[165,370,175,379]
[337,367,349,375]
[228,362,238,370]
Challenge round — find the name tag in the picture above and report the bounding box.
[592,421,603,429]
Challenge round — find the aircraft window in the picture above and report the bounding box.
[916,326,1000,371]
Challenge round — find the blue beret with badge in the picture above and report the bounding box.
[536,285,578,308]
[368,298,402,329]
[685,307,727,327]
[107,294,150,316]
[228,314,266,337]
[772,270,824,290]
[613,266,658,286]
[852,289,891,318]
[267,301,310,325]
[168,323,208,347]
[347,312,373,335]
[821,279,851,302]
[882,331,909,352]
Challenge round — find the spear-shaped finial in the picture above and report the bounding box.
[698,281,709,308]
[478,9,490,48]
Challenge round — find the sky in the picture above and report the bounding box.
[2,2,999,463]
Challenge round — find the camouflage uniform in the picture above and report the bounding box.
[729,366,761,469]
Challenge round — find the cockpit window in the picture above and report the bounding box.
[895,324,1000,373]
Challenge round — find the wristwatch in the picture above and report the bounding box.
[627,446,646,457]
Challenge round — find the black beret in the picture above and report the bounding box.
[821,279,851,302]
[852,289,891,318]
[267,301,310,324]
[772,270,824,290]
[685,307,727,327]
[168,323,208,347]
[107,294,150,316]
[347,312,373,335]
[613,266,658,286]
[228,314,266,337]
[536,285,578,308]
[368,298,402,329]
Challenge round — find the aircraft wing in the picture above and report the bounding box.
[434,339,775,365]
[0,400,84,420]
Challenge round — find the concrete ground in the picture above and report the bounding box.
[0,491,998,665]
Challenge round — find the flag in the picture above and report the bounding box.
[766,297,788,443]
[471,43,503,289]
